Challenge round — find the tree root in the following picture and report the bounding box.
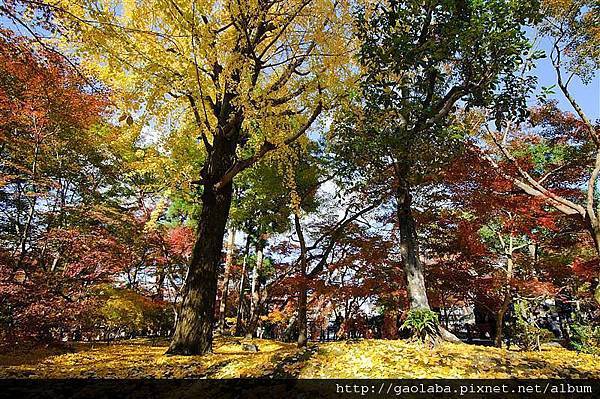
[438,326,462,343]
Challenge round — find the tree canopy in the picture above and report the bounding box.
[1,0,599,366]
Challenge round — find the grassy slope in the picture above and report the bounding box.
[1,338,599,378]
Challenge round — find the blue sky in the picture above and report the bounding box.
[2,15,598,122]
[532,35,600,122]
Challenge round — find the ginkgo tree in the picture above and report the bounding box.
[31,0,354,354]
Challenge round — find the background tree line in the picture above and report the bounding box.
[1,0,599,354]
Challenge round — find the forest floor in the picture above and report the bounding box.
[1,337,599,379]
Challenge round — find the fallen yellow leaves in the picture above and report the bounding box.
[1,338,599,379]
[0,338,297,379]
[299,340,600,379]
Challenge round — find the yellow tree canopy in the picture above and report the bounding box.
[45,0,354,184]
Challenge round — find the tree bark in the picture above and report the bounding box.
[297,285,308,347]
[283,315,297,342]
[166,133,238,355]
[396,178,430,310]
[395,174,460,343]
[586,216,600,256]
[295,214,309,347]
[217,228,236,334]
[235,235,251,336]
[15,139,40,269]
[495,291,512,348]
[154,264,166,300]
[250,242,263,318]
[495,243,515,348]
[245,242,264,338]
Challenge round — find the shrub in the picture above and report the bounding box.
[509,299,553,351]
[569,323,600,355]
[91,286,174,339]
[401,309,439,343]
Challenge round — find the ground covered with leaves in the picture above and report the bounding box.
[1,338,599,379]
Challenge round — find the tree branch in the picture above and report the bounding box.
[213,100,322,190]
[482,134,585,217]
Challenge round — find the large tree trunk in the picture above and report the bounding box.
[166,133,237,355]
[234,235,251,336]
[396,179,430,310]
[297,287,308,347]
[217,228,236,334]
[245,242,264,338]
[297,289,308,347]
[395,175,460,343]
